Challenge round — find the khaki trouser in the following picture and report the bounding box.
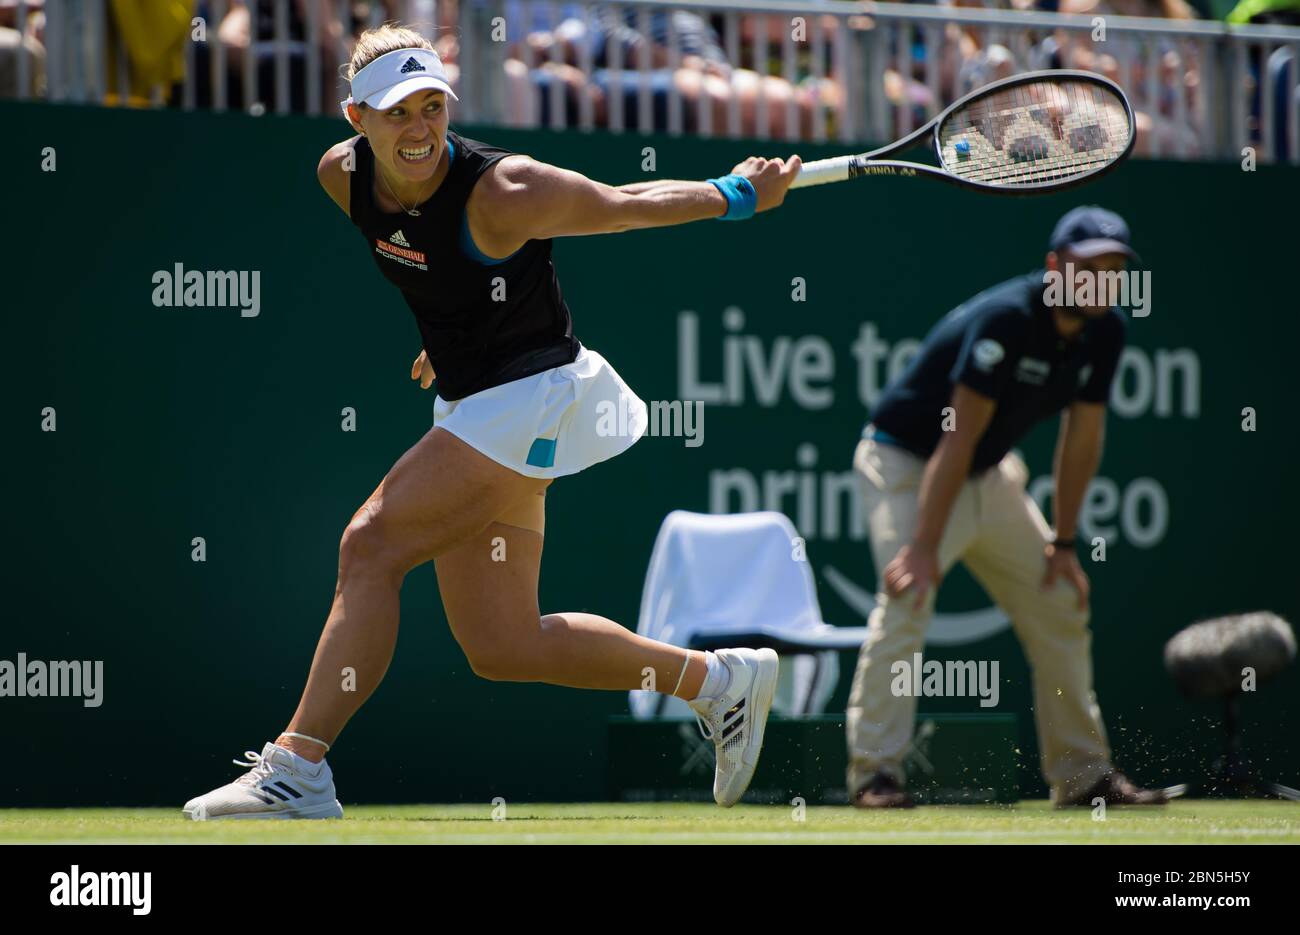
[845,436,1112,803]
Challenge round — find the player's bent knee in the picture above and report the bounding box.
[463,647,532,682]
[460,623,546,682]
[338,508,407,583]
[465,657,513,682]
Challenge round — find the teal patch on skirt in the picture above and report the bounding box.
[526,437,557,468]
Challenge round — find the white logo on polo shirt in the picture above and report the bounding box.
[972,339,1005,372]
[1016,357,1051,384]
[390,230,412,247]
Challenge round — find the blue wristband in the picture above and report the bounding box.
[706,174,757,221]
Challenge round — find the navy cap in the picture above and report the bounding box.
[1049,206,1140,262]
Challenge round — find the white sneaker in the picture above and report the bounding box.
[183,742,343,820]
[687,648,780,807]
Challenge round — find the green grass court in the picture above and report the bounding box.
[3,801,1297,844]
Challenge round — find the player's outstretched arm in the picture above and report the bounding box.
[472,154,801,245]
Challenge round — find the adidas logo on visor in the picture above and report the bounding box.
[400,57,426,74]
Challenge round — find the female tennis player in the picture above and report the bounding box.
[183,24,801,818]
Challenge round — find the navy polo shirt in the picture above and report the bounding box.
[868,271,1126,474]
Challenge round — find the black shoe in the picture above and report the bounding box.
[1059,770,1169,807]
[852,773,916,809]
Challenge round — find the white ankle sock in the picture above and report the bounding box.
[277,745,324,774]
[695,652,730,701]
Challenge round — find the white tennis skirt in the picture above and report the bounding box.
[432,344,648,479]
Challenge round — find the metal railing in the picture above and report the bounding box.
[8,0,1300,163]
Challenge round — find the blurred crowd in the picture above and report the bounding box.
[3,0,1297,156]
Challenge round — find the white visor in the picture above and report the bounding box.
[340,47,458,118]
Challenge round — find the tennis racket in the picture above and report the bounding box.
[791,70,1135,194]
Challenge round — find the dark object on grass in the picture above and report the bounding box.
[1164,612,1298,801]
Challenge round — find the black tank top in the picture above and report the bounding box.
[348,130,579,401]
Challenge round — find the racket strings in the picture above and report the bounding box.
[937,80,1131,188]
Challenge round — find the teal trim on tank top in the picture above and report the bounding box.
[448,134,522,266]
[863,424,904,448]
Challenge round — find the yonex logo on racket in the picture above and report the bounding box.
[851,165,916,178]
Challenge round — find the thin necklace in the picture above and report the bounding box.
[377,156,435,217]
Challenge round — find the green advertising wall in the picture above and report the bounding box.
[3,101,1298,807]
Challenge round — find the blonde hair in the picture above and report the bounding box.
[346,24,435,85]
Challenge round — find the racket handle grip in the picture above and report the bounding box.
[789,156,854,190]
